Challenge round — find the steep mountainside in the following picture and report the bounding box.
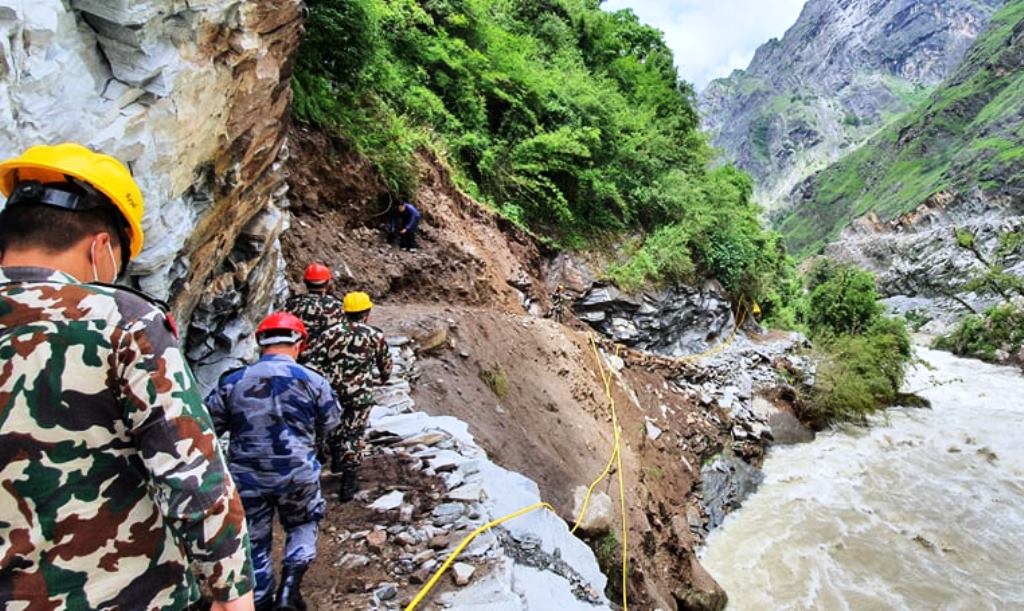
[700,0,1002,209]
[779,0,1024,256]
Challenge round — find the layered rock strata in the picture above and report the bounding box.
[0,0,302,388]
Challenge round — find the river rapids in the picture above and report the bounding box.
[701,347,1024,610]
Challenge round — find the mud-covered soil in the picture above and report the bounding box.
[371,304,733,609]
[284,127,549,312]
[281,130,783,609]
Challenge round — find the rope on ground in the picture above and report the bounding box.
[406,301,751,610]
[572,300,751,537]
[581,337,626,609]
[404,501,556,611]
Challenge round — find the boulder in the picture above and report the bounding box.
[452,562,477,586]
[570,486,614,536]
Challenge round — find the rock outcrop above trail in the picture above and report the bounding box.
[700,0,1000,210]
[0,1,302,388]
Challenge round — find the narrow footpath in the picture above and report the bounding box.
[300,338,610,610]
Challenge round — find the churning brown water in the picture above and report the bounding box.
[702,347,1024,610]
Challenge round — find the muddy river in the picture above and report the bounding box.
[701,347,1024,610]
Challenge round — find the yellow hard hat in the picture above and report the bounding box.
[343,291,373,313]
[0,143,145,260]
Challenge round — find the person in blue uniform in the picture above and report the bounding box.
[207,312,342,611]
[388,201,421,251]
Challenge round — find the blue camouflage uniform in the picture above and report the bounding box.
[206,354,341,606]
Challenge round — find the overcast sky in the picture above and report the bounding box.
[602,0,807,90]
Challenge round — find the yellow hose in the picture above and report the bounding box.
[406,301,751,610]
[404,501,555,610]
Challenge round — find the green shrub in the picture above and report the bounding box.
[933,303,1024,362]
[479,365,509,398]
[807,316,912,425]
[795,263,913,426]
[806,263,882,336]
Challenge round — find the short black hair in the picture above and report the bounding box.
[0,203,126,257]
[345,310,369,323]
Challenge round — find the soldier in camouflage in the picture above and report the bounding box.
[207,312,341,611]
[306,291,393,501]
[284,262,345,349]
[0,144,254,610]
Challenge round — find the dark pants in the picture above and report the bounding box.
[240,481,325,605]
[399,227,417,249]
[328,406,372,473]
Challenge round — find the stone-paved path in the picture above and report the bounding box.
[362,337,610,610]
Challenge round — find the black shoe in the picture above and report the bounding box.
[255,595,275,611]
[329,451,344,475]
[275,563,309,611]
[339,466,359,502]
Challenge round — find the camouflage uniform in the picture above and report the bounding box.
[306,321,393,471]
[0,266,253,609]
[284,291,345,341]
[206,354,341,606]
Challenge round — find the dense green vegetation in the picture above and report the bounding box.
[799,262,913,426]
[293,0,789,298]
[933,303,1024,363]
[777,0,1024,256]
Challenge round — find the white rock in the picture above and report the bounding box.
[570,486,614,536]
[644,418,663,441]
[369,491,405,512]
[452,562,476,586]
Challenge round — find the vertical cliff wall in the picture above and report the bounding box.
[0,0,302,387]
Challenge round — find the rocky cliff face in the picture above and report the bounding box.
[825,192,1024,333]
[0,0,302,388]
[700,0,1001,209]
[778,0,1024,257]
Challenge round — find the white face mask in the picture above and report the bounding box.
[91,239,121,284]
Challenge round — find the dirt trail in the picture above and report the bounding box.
[282,129,786,609]
[284,128,548,311]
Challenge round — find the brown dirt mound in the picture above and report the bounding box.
[373,304,732,610]
[284,128,549,312]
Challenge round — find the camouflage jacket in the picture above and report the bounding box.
[283,291,345,341]
[0,266,254,608]
[306,321,393,409]
[206,354,342,491]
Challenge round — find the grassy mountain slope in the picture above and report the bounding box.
[292,0,791,300]
[700,0,1001,211]
[778,0,1024,256]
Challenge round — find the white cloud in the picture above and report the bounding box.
[602,0,807,90]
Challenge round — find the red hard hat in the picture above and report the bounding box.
[304,263,332,285]
[256,312,308,346]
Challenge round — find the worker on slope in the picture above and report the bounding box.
[307,291,393,501]
[0,143,254,610]
[284,262,345,343]
[388,200,421,251]
[206,312,341,611]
